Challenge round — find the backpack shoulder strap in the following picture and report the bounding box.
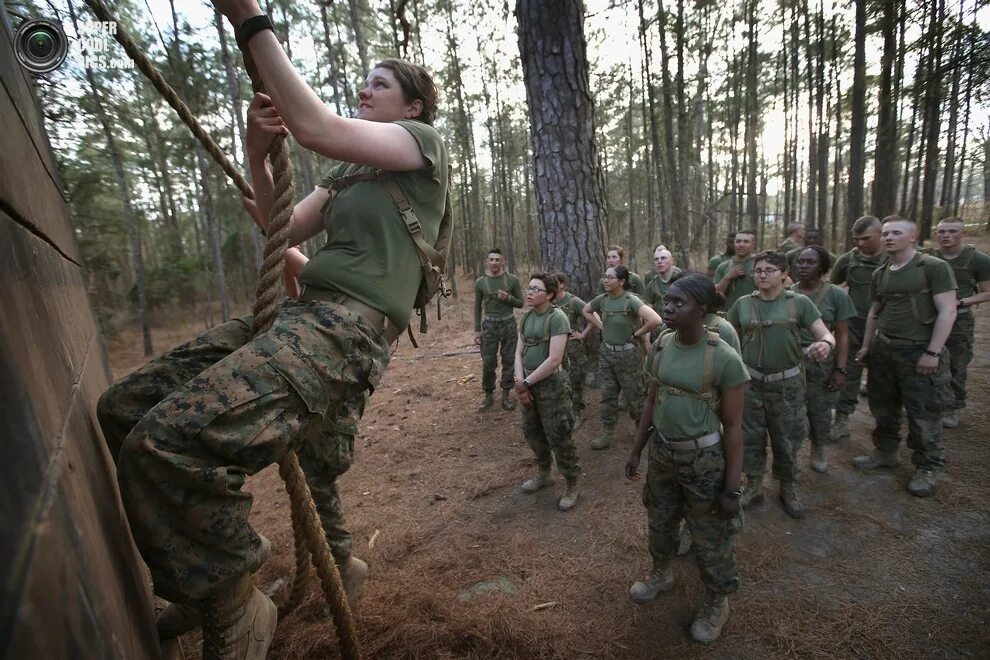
[701,331,721,398]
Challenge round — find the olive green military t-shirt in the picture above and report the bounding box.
[645,267,683,314]
[708,254,731,275]
[589,291,645,346]
[870,253,957,343]
[778,238,799,254]
[646,335,749,440]
[831,248,888,318]
[703,313,741,355]
[521,307,571,371]
[789,282,856,347]
[300,120,448,331]
[473,273,523,330]
[933,245,990,315]
[714,256,757,310]
[554,291,587,331]
[598,271,647,297]
[727,291,822,371]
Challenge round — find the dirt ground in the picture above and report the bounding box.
[106,255,990,659]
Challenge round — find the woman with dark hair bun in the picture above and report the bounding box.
[583,266,662,450]
[670,272,741,354]
[625,273,748,644]
[791,247,855,473]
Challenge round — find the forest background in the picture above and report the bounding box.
[6,0,990,356]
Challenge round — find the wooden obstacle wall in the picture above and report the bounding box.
[0,9,160,659]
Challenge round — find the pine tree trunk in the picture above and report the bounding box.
[516,0,608,301]
[348,0,371,72]
[918,0,945,238]
[848,0,867,239]
[872,0,898,218]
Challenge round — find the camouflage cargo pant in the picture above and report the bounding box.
[742,373,808,482]
[945,311,974,412]
[643,435,742,595]
[867,337,949,470]
[805,355,838,446]
[835,316,865,416]
[480,316,517,392]
[598,345,646,428]
[565,338,588,412]
[521,370,580,481]
[106,300,388,603]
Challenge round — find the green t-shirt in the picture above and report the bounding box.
[778,238,799,254]
[554,291,587,331]
[589,290,645,345]
[714,256,757,310]
[521,307,571,371]
[708,254,731,275]
[599,271,647,297]
[645,267,683,313]
[831,248,889,318]
[870,253,957,343]
[473,273,523,330]
[727,291,822,371]
[300,120,448,331]
[704,313,741,355]
[789,282,856,347]
[932,245,990,312]
[645,334,750,440]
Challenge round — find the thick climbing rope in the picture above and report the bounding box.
[80,2,359,658]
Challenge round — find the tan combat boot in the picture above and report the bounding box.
[779,481,806,519]
[907,468,937,497]
[557,480,579,511]
[690,593,730,643]
[676,521,692,556]
[853,450,900,470]
[520,470,554,494]
[628,568,674,603]
[339,556,369,606]
[200,575,277,660]
[830,412,851,445]
[739,477,764,509]
[477,392,494,412]
[810,444,827,473]
[590,426,614,450]
[942,414,959,429]
[501,389,516,411]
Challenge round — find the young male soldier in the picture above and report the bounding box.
[714,229,758,310]
[553,272,594,428]
[829,216,888,442]
[930,217,990,428]
[645,246,682,338]
[853,216,957,497]
[708,232,736,278]
[474,248,524,411]
[600,244,648,297]
[778,222,805,254]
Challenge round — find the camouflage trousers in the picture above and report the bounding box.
[104,300,388,603]
[521,370,580,481]
[480,316,517,392]
[598,345,646,428]
[946,312,975,412]
[643,434,742,595]
[565,339,588,412]
[805,355,838,447]
[835,316,866,416]
[867,337,949,470]
[742,373,808,482]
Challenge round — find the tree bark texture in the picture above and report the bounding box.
[516,0,608,302]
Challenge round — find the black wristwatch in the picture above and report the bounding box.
[835,367,848,375]
[923,349,939,358]
[522,378,531,388]
[958,299,969,309]
[723,487,743,500]
[236,14,274,51]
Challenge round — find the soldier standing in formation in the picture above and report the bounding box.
[645,245,682,340]
[708,232,736,278]
[829,216,888,443]
[929,217,990,428]
[714,229,758,310]
[728,251,836,518]
[626,274,747,644]
[791,246,856,473]
[514,273,582,511]
[583,265,662,450]
[777,222,805,254]
[853,217,957,497]
[474,248,524,412]
[553,273,592,429]
[601,244,648,296]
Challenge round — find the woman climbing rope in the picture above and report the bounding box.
[99,2,448,656]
